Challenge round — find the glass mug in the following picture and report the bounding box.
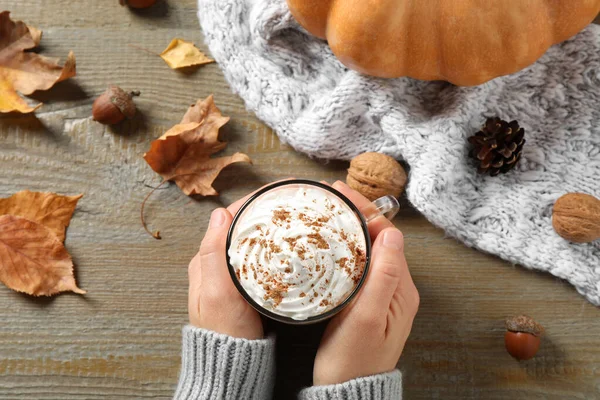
[226,179,399,324]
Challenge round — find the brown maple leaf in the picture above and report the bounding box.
[144,95,251,196]
[0,215,85,296]
[0,11,76,113]
[141,95,251,238]
[0,191,82,242]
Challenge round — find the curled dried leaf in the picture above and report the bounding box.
[144,95,251,196]
[160,39,214,69]
[0,12,76,113]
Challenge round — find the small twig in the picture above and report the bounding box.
[143,183,169,190]
[127,43,159,57]
[140,173,207,240]
[141,178,169,240]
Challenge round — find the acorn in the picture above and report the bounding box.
[504,315,544,361]
[92,86,139,125]
[119,0,157,8]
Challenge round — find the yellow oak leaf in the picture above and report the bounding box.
[160,38,214,69]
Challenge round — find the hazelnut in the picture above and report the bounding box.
[92,86,139,125]
[504,315,544,361]
[119,0,157,8]
[552,193,600,243]
[346,152,407,201]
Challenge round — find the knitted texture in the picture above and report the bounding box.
[198,0,600,305]
[299,371,402,400]
[174,326,275,400]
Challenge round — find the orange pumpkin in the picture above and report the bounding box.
[287,0,600,85]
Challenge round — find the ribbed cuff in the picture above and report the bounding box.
[174,325,275,400]
[298,370,402,400]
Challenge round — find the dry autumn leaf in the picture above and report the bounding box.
[160,39,214,69]
[142,95,251,238]
[0,191,82,242]
[0,11,76,113]
[27,25,42,46]
[0,215,85,296]
[144,95,251,196]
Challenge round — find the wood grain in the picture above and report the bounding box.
[1,2,599,399]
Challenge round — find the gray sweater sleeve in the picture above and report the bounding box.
[174,325,402,400]
[298,371,403,400]
[174,325,275,400]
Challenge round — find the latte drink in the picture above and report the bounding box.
[228,183,367,321]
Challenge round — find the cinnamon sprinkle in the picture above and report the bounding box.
[263,281,289,307]
[269,241,282,254]
[317,215,330,223]
[272,209,291,225]
[297,245,307,260]
[307,233,330,250]
[284,236,300,249]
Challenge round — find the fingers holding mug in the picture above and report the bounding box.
[332,181,396,239]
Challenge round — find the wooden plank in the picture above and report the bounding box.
[0,1,599,399]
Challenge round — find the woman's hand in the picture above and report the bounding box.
[312,181,420,386]
[188,194,267,339]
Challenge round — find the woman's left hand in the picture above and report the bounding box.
[188,199,264,340]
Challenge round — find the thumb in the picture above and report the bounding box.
[352,227,406,318]
[196,208,234,288]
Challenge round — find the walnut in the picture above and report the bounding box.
[346,152,407,201]
[552,193,600,243]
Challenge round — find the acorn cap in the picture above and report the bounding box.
[506,315,544,337]
[106,85,137,119]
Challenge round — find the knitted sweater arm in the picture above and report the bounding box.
[174,325,275,400]
[298,371,402,400]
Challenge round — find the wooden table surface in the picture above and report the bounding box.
[1,2,599,399]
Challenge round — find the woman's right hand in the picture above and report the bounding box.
[312,181,420,386]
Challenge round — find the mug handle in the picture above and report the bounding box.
[363,195,400,222]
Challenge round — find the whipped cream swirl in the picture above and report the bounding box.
[228,184,367,320]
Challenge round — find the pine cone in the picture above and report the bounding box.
[468,117,525,176]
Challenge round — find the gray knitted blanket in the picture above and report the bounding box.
[198,0,600,305]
